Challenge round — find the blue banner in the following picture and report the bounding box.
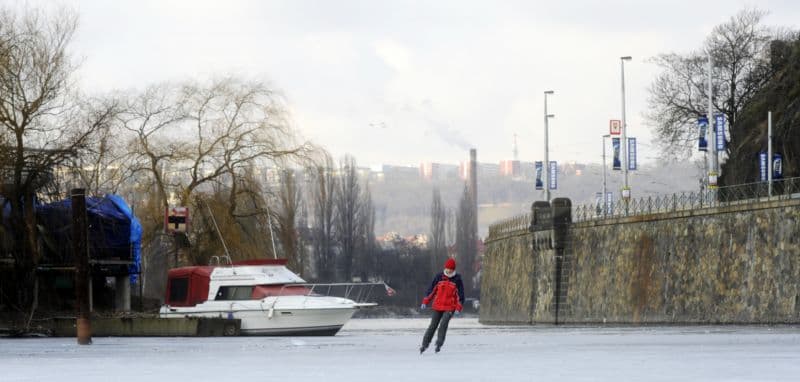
[698,116,708,152]
[612,137,621,170]
[773,153,783,180]
[759,152,767,182]
[627,137,637,171]
[714,113,726,151]
[535,161,543,190]
[549,161,557,190]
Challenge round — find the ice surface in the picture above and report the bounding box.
[1,318,799,381]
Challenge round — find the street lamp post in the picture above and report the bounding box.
[544,90,555,202]
[620,56,632,204]
[707,53,718,191]
[602,134,610,216]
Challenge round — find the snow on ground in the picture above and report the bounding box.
[1,318,799,381]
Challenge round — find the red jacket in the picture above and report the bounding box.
[422,275,463,312]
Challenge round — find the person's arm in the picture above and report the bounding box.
[424,273,440,297]
[455,276,465,305]
[421,273,439,305]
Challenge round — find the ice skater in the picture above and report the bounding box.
[419,257,464,353]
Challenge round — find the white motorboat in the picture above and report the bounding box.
[159,258,387,336]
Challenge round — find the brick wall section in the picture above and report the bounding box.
[480,198,800,324]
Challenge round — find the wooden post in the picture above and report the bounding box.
[72,188,92,345]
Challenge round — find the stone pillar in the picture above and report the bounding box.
[529,201,552,232]
[551,198,572,250]
[551,198,572,325]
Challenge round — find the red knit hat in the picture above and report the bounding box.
[444,258,456,270]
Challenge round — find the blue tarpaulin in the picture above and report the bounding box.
[2,194,142,284]
[106,195,142,284]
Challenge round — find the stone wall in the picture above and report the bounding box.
[480,231,556,324]
[480,198,800,325]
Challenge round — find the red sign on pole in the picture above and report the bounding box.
[610,120,622,135]
[165,206,189,234]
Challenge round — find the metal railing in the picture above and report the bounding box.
[487,213,532,239]
[488,177,800,238]
[265,282,393,310]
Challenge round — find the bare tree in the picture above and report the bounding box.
[174,77,308,208]
[334,155,362,281]
[647,8,792,157]
[119,83,186,216]
[429,187,447,274]
[455,183,476,294]
[275,169,303,272]
[445,207,456,247]
[73,100,137,196]
[0,6,114,316]
[355,182,376,282]
[310,153,337,281]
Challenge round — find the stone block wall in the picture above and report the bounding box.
[481,230,558,324]
[480,198,800,325]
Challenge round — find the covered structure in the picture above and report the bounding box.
[0,194,141,313]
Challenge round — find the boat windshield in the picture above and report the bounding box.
[215,285,255,300]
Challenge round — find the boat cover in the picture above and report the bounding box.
[1,194,142,283]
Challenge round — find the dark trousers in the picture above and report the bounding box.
[422,310,453,348]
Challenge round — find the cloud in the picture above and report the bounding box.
[304,31,359,66]
[374,39,411,72]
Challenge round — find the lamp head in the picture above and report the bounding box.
[621,56,632,61]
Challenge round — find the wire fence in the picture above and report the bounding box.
[488,177,800,239]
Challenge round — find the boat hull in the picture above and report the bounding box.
[160,297,357,336]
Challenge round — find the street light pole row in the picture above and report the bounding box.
[602,134,610,215]
[544,90,555,202]
[620,56,632,201]
[543,57,632,206]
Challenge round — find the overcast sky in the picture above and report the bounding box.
[11,0,800,168]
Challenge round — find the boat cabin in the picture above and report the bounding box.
[164,259,308,307]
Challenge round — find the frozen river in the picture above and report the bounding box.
[2,318,799,381]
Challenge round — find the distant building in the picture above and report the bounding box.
[520,161,536,180]
[419,162,438,181]
[459,161,500,180]
[405,234,429,249]
[382,165,419,182]
[499,159,521,178]
[377,232,429,251]
[419,162,459,181]
[561,161,587,176]
[479,163,500,178]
